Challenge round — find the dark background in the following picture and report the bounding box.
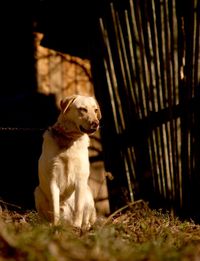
[0,0,100,209]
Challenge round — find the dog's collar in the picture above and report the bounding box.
[50,125,83,149]
[51,125,68,139]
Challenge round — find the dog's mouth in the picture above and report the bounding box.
[79,125,97,134]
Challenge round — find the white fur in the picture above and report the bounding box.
[34,95,101,229]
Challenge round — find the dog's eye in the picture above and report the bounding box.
[79,107,88,113]
[95,108,98,114]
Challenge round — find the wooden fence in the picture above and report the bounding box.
[93,0,200,221]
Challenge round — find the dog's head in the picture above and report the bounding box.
[59,95,101,135]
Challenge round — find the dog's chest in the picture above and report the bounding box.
[55,138,90,195]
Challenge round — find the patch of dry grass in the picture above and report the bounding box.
[0,200,200,260]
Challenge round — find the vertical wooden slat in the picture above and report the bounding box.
[129,0,147,118]
[110,3,135,201]
[134,0,150,116]
[193,0,200,92]
[125,10,140,116]
[99,18,126,133]
[169,0,182,208]
[154,0,170,201]
[147,0,165,197]
[163,0,177,203]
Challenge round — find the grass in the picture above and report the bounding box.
[0,200,200,260]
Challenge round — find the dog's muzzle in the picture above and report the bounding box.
[80,120,99,134]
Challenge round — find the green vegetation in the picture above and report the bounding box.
[0,201,200,261]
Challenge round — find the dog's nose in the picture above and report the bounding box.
[91,120,99,129]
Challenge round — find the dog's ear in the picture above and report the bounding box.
[95,99,102,120]
[60,95,78,113]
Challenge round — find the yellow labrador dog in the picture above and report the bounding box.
[34,95,101,229]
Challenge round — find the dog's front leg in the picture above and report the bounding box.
[73,182,86,228]
[50,181,60,225]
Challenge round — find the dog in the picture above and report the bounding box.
[34,94,101,229]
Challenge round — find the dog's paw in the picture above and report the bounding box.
[81,223,91,232]
[73,217,82,228]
